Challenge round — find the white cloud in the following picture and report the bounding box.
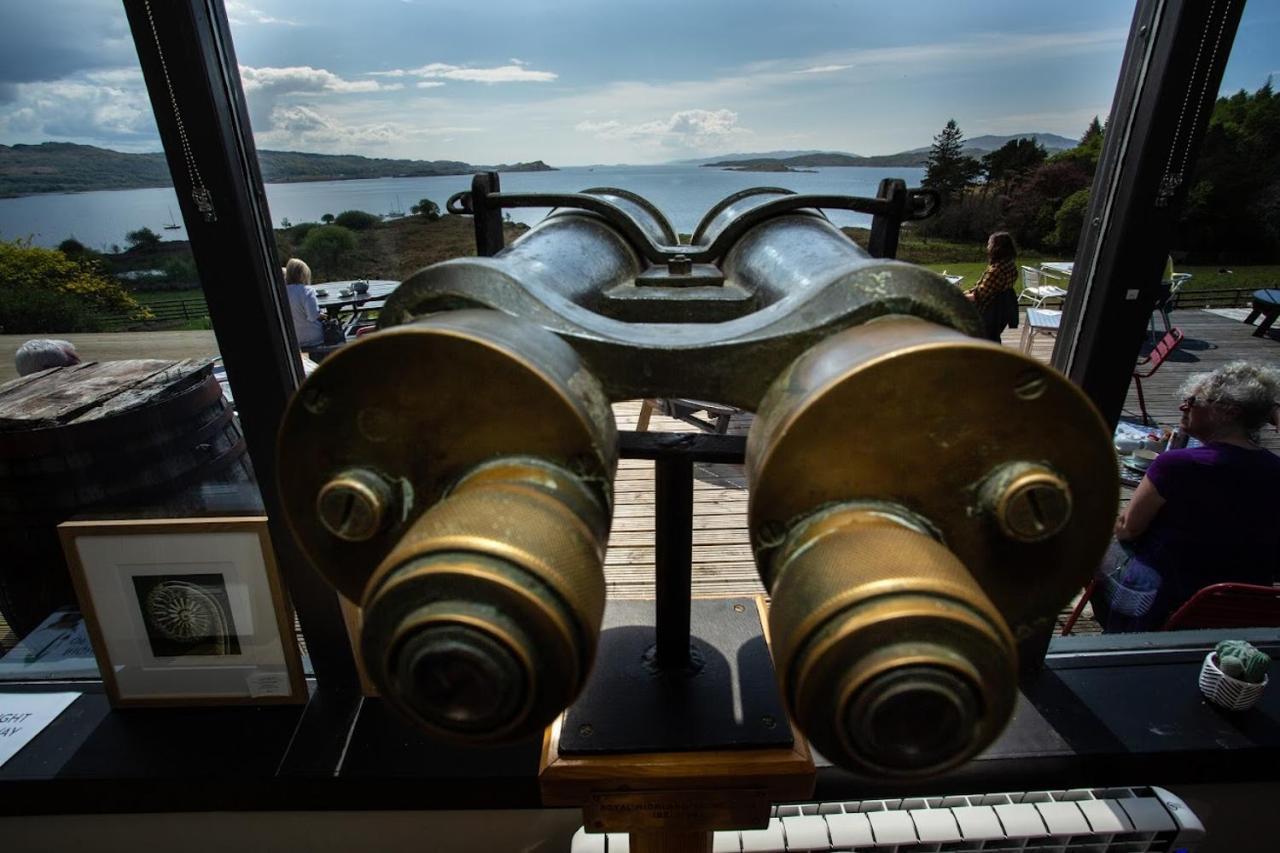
[0,70,157,147]
[238,65,405,136]
[796,64,852,74]
[416,81,446,89]
[575,109,749,152]
[240,65,386,95]
[372,62,558,84]
[225,1,297,27]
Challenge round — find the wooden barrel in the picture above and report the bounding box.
[0,358,255,637]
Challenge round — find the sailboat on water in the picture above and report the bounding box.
[387,194,405,218]
[163,207,181,230]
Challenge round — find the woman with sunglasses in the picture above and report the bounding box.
[1097,361,1280,631]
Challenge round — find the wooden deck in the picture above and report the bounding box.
[2,309,1276,651]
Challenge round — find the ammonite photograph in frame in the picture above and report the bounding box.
[58,517,306,706]
[131,573,242,658]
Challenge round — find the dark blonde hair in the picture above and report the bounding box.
[987,232,1017,264]
[284,258,311,286]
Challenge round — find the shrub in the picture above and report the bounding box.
[284,221,320,243]
[916,190,1005,244]
[1049,188,1091,249]
[298,225,357,273]
[333,209,380,231]
[125,226,162,250]
[1002,161,1092,248]
[0,237,150,333]
[58,238,93,258]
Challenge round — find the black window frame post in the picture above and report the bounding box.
[122,0,360,720]
[1051,0,1246,426]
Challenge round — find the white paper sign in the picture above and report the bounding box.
[0,692,81,768]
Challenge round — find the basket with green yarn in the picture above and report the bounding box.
[1200,641,1270,711]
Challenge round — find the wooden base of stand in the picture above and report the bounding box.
[539,596,815,852]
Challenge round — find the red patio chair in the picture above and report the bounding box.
[1060,580,1280,635]
[1132,326,1184,424]
[1160,582,1280,630]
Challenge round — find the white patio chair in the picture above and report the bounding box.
[1019,266,1068,307]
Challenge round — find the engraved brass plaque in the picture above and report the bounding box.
[584,789,771,833]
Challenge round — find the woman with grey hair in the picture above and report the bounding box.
[1098,361,1280,631]
[15,338,81,376]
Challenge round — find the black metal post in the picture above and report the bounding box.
[653,455,694,670]
[471,171,505,257]
[122,0,359,697]
[867,178,908,259]
[1052,0,1246,427]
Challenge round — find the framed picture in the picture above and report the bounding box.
[59,517,307,706]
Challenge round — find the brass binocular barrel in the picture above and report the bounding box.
[278,310,616,741]
[748,316,1116,775]
[278,185,1116,777]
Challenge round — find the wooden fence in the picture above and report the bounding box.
[99,297,209,329]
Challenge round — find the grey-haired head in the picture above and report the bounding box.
[15,339,81,377]
[1179,361,1280,440]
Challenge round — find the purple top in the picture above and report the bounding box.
[1135,443,1280,614]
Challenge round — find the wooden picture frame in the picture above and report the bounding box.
[58,517,307,707]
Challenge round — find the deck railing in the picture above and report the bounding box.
[1170,287,1259,310]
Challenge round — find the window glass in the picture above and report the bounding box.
[1064,2,1280,638]
[224,1,1138,632]
[0,1,273,678]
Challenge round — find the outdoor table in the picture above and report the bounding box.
[1244,289,1280,338]
[314,280,399,336]
[1039,261,1073,286]
[1020,307,1062,353]
[314,280,399,312]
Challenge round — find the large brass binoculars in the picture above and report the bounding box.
[277,179,1116,777]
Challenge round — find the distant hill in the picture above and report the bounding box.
[0,142,556,198]
[669,149,860,165]
[702,132,1079,170]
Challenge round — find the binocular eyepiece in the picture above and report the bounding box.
[277,184,1116,777]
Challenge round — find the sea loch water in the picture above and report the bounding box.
[0,164,925,250]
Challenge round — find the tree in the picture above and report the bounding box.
[923,119,982,199]
[1174,81,1280,262]
[125,226,161,251]
[981,138,1047,189]
[410,198,440,221]
[321,213,335,224]
[1080,115,1103,146]
[1049,117,1106,177]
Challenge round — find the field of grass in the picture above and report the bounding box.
[841,227,1277,297]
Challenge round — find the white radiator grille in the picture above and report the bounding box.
[571,786,1203,852]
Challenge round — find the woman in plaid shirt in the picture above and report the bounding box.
[965,232,1019,340]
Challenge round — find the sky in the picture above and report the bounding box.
[0,0,1277,166]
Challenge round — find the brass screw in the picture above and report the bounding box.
[317,469,393,541]
[992,465,1073,542]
